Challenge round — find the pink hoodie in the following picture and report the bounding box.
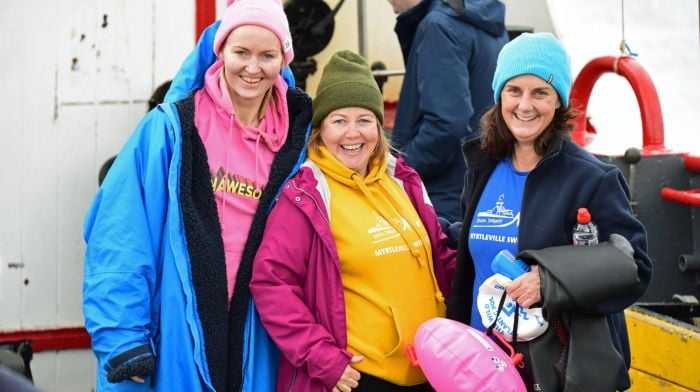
[194,59,289,301]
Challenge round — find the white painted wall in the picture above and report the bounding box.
[0,0,193,390]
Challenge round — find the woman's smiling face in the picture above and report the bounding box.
[500,74,560,147]
[319,107,379,177]
[219,25,283,107]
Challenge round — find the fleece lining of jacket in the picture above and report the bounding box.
[177,95,229,391]
[175,87,312,391]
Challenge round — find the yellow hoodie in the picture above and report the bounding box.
[308,147,446,386]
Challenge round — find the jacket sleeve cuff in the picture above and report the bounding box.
[106,344,155,383]
[438,217,461,249]
[307,343,352,388]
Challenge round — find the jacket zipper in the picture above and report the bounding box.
[291,180,329,225]
[287,178,340,392]
[517,151,556,242]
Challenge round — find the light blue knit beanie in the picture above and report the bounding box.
[492,32,572,107]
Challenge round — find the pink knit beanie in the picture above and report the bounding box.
[214,0,294,66]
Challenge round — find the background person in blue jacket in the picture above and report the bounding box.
[82,0,311,391]
[446,32,652,391]
[387,0,508,222]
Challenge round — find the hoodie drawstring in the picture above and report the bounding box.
[351,171,443,303]
[254,134,262,187]
[351,173,428,268]
[221,113,235,230]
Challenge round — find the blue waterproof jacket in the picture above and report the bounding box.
[83,21,309,391]
[391,0,508,221]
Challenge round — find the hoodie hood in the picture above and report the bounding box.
[308,146,433,269]
[395,0,505,62]
[202,59,289,152]
[400,0,506,38]
[448,0,506,37]
[195,58,290,300]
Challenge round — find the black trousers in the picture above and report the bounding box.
[354,373,434,392]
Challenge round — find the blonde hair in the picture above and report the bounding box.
[257,87,274,120]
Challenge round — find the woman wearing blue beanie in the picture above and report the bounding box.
[446,32,652,391]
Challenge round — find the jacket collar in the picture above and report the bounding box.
[462,135,567,171]
[394,0,435,62]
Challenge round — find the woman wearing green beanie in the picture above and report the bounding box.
[251,50,456,391]
[446,32,652,391]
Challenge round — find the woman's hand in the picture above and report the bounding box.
[332,355,364,392]
[506,265,541,309]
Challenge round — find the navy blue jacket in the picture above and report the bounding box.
[391,0,508,221]
[447,137,653,390]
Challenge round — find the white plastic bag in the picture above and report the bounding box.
[477,273,548,341]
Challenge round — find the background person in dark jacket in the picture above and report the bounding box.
[387,0,508,221]
[446,32,652,391]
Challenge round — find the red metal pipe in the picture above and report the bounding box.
[196,0,217,44]
[0,327,90,352]
[683,154,700,173]
[570,56,667,155]
[660,187,700,208]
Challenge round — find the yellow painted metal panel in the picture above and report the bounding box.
[626,307,700,391]
[629,368,695,391]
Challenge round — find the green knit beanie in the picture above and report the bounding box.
[312,50,384,127]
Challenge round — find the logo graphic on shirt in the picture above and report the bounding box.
[370,211,408,257]
[474,194,520,228]
[368,211,400,244]
[370,211,426,257]
[210,168,265,200]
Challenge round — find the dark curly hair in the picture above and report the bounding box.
[480,101,579,158]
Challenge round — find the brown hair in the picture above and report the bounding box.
[480,102,579,158]
[308,115,390,166]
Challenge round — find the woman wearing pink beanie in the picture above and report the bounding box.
[82,1,312,391]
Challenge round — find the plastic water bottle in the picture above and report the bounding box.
[573,208,599,245]
[491,250,531,280]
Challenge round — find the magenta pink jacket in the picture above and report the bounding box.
[250,154,456,392]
